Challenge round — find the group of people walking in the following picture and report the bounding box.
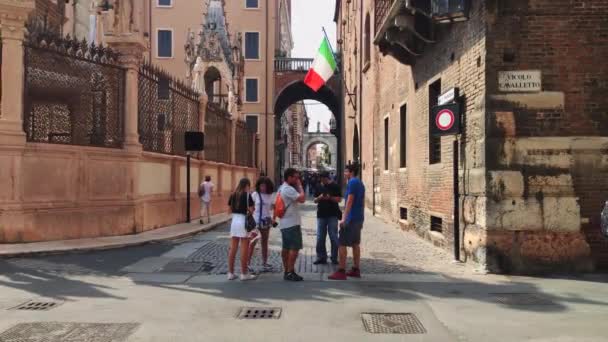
[200,164,365,282]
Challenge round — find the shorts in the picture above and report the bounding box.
[339,221,363,247]
[280,226,303,250]
[230,214,248,238]
[257,217,272,230]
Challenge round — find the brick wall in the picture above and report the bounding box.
[484,0,608,271]
[361,1,487,253]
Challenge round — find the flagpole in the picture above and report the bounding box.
[322,26,336,57]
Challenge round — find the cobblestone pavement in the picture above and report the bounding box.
[185,202,476,276]
[0,201,476,278]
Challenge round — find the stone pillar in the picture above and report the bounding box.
[0,1,35,146]
[105,35,146,152]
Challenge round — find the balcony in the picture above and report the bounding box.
[275,58,314,72]
[374,0,469,65]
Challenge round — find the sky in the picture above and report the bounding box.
[291,0,337,133]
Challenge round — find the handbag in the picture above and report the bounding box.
[245,213,256,232]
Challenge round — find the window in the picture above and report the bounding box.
[429,79,442,164]
[157,0,172,7]
[246,0,259,8]
[244,32,260,59]
[400,104,407,168]
[245,115,259,133]
[364,13,371,67]
[157,29,173,58]
[400,207,408,220]
[431,216,443,233]
[384,117,389,171]
[245,78,259,102]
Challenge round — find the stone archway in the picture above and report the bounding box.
[272,79,342,183]
[303,132,338,170]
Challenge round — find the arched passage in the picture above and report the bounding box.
[273,80,342,182]
[303,133,338,170]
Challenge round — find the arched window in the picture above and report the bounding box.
[364,13,371,66]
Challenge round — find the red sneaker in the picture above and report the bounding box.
[346,268,361,278]
[328,270,347,280]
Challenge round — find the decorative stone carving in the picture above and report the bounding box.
[192,57,206,96]
[112,0,133,34]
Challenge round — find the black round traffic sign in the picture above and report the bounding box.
[435,109,455,131]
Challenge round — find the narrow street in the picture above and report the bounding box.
[0,203,606,341]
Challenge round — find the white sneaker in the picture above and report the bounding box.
[227,273,237,281]
[240,273,257,281]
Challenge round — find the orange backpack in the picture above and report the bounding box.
[274,190,291,219]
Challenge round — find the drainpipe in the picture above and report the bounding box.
[264,0,270,176]
[148,0,153,62]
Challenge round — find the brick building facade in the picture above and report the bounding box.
[336,0,608,273]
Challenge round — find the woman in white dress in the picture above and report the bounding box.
[247,177,276,273]
[227,178,256,281]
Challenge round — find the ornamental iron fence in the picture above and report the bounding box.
[205,102,232,164]
[23,22,125,148]
[235,119,256,167]
[138,61,200,156]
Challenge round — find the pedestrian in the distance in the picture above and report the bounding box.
[248,176,276,273]
[329,164,366,280]
[227,178,257,281]
[275,168,306,281]
[313,172,342,265]
[199,176,214,224]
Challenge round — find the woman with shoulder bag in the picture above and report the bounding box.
[227,178,257,281]
[247,177,276,273]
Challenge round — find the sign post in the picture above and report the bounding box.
[431,97,462,262]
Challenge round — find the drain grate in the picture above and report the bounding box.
[11,300,62,311]
[361,313,426,334]
[237,307,281,319]
[0,322,139,342]
[491,293,556,306]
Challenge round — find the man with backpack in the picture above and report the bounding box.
[199,176,214,224]
[274,168,306,281]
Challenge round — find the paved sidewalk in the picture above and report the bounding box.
[0,214,230,258]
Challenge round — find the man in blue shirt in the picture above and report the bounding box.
[329,164,365,280]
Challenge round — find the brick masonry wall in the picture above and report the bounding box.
[484,0,608,271]
[361,1,487,254]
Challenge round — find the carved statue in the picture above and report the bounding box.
[228,87,237,115]
[192,57,206,96]
[113,0,134,34]
[185,28,196,81]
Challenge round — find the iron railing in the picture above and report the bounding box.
[274,58,313,72]
[23,24,126,148]
[205,103,232,164]
[235,120,256,167]
[138,62,200,156]
[375,0,397,34]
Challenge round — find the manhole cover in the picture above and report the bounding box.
[160,261,205,273]
[361,313,426,334]
[0,322,139,342]
[370,252,396,259]
[10,300,62,311]
[491,293,556,306]
[237,307,281,319]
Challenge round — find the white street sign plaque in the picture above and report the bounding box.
[498,70,542,92]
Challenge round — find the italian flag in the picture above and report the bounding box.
[304,37,337,92]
